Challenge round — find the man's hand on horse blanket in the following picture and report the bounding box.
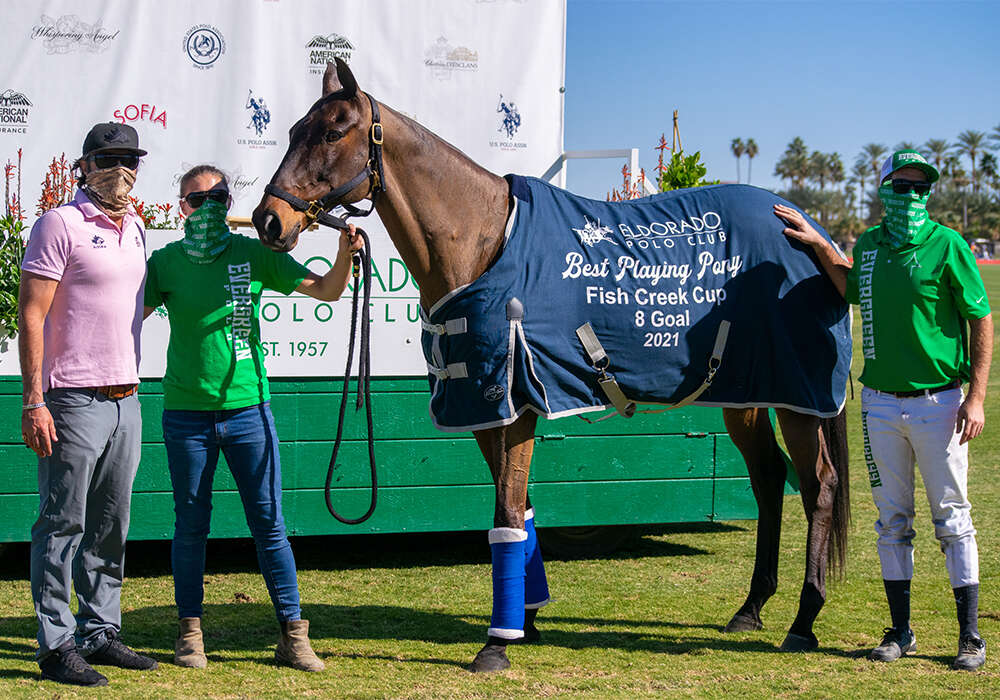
[773,203,823,246]
[773,203,850,299]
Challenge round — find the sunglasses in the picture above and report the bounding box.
[89,153,140,170]
[891,179,931,195]
[182,189,229,209]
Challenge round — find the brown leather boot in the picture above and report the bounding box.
[174,617,208,668]
[275,619,324,672]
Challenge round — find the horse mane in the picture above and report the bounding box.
[382,103,500,182]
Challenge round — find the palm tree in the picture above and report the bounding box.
[860,143,888,182]
[894,141,917,151]
[850,158,869,216]
[730,138,745,183]
[954,130,987,193]
[775,137,809,189]
[944,156,971,230]
[745,138,758,184]
[923,138,950,175]
[828,152,845,189]
[809,151,839,191]
[809,151,826,190]
[980,152,998,194]
[990,123,1000,150]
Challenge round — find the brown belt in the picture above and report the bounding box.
[882,379,960,399]
[93,384,138,400]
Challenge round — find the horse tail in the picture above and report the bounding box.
[821,406,850,578]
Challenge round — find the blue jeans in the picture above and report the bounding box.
[162,402,301,622]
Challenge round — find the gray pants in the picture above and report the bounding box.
[30,388,141,660]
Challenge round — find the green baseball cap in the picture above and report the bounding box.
[880,149,939,184]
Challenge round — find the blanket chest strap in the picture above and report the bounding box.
[575,322,637,418]
[427,362,469,380]
[421,317,468,336]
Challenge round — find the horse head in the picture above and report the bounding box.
[253,58,375,251]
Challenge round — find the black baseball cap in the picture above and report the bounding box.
[81,122,147,158]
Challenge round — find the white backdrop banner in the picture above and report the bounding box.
[0,0,566,377]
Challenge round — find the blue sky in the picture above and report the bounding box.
[563,0,1000,199]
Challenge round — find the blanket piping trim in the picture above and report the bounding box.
[427,397,847,434]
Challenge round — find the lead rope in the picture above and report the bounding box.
[324,228,378,524]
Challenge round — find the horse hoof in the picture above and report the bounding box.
[723,613,763,633]
[467,644,511,673]
[780,632,819,652]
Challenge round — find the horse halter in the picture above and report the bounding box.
[262,90,385,526]
[264,91,385,232]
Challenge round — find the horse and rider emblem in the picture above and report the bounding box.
[245,90,271,137]
[496,94,521,139]
[573,217,618,247]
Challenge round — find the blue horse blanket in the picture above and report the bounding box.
[420,176,851,432]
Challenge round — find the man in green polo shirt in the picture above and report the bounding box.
[772,149,993,672]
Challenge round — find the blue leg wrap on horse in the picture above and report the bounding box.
[488,527,526,639]
[524,509,550,608]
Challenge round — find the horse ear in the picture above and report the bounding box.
[322,58,358,98]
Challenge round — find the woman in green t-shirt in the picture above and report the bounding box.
[143,164,362,672]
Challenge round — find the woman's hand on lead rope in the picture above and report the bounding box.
[338,223,365,257]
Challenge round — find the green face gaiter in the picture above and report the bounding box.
[878,181,930,248]
[181,199,232,263]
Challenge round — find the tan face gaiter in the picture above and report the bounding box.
[82,165,137,218]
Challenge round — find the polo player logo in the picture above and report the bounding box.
[193,33,216,59]
[245,90,271,137]
[496,94,520,139]
[91,235,105,248]
[573,217,618,247]
[483,384,505,402]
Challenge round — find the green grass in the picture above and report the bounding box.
[4,267,1000,698]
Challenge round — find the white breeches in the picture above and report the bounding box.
[861,386,978,588]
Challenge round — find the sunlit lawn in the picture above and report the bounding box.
[2,268,1000,698]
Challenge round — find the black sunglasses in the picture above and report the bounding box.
[891,179,931,195]
[89,153,140,170]
[182,189,229,209]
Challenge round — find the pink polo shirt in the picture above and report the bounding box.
[21,190,146,391]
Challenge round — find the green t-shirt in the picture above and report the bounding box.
[145,235,309,410]
[845,220,990,392]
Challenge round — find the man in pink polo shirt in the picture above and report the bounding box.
[19,123,156,687]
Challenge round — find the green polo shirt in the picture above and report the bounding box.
[145,235,309,410]
[845,220,990,392]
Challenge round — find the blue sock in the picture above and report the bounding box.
[523,509,550,609]
[488,528,526,640]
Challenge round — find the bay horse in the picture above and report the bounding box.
[252,59,849,672]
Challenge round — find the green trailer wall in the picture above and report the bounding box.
[0,376,761,542]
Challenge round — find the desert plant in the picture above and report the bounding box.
[128,196,182,229]
[36,153,75,215]
[1,150,27,340]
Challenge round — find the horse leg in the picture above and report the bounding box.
[519,496,548,643]
[774,408,838,652]
[468,412,538,673]
[722,407,788,633]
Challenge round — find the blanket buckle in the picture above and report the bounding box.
[575,322,636,418]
